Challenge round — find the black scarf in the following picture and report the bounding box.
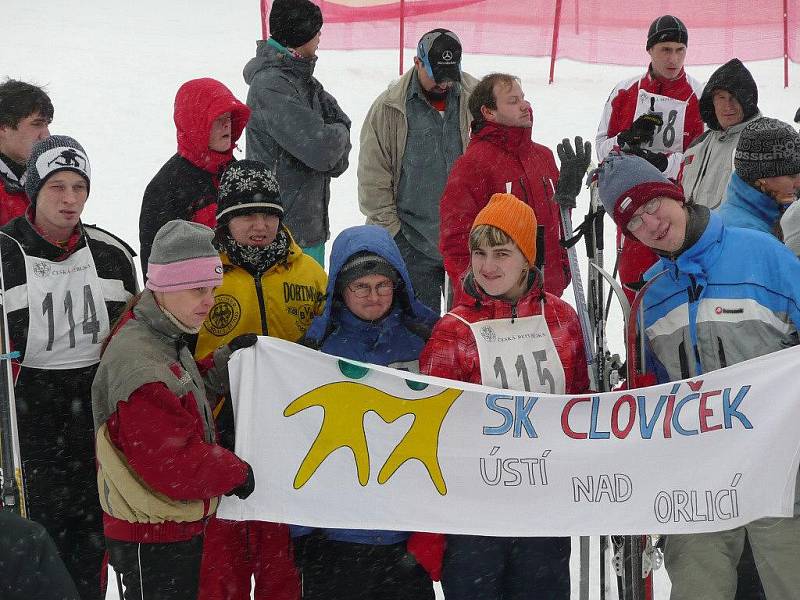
[220,228,290,276]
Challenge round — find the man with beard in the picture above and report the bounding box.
[358,29,478,313]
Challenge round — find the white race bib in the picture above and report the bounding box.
[633,90,689,154]
[450,310,566,394]
[21,245,110,369]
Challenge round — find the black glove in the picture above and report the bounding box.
[554,136,592,209]
[228,333,258,353]
[795,106,800,124]
[617,113,664,147]
[625,146,669,172]
[226,463,255,499]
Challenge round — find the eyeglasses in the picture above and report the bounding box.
[347,281,397,298]
[626,198,662,232]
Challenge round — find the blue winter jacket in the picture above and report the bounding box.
[295,225,439,545]
[717,172,780,236]
[643,213,800,383]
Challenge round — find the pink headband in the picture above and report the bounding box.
[146,256,224,292]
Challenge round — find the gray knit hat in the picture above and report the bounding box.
[335,251,400,295]
[146,220,223,292]
[734,117,800,183]
[25,135,90,205]
[597,152,685,236]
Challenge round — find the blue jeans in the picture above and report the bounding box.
[441,535,571,600]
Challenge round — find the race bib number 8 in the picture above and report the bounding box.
[634,90,688,154]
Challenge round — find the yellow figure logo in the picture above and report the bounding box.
[284,382,461,495]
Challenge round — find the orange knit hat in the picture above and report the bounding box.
[471,193,538,265]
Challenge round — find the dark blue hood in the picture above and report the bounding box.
[305,225,438,343]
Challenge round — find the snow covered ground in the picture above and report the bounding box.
[3,0,798,598]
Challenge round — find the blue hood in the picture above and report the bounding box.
[305,225,438,343]
[718,172,780,236]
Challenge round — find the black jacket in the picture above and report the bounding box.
[0,216,137,522]
[0,513,80,600]
[139,153,220,275]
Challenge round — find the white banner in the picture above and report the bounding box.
[218,337,800,536]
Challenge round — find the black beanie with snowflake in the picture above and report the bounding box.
[216,160,283,227]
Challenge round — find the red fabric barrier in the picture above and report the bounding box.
[261,0,798,83]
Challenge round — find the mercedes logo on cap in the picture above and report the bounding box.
[442,50,453,61]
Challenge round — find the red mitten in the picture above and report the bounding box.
[407,532,446,581]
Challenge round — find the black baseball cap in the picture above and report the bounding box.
[417,29,462,84]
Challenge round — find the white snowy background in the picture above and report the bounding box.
[3,0,798,598]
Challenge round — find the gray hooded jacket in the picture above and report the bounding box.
[243,40,352,248]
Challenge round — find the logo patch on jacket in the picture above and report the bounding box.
[204,294,242,337]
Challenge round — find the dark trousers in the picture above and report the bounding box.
[294,533,434,600]
[17,368,105,600]
[394,231,444,315]
[442,535,571,600]
[106,536,203,600]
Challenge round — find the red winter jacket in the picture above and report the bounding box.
[420,274,589,395]
[139,78,251,274]
[0,161,29,226]
[97,304,248,544]
[439,121,570,299]
[596,67,704,302]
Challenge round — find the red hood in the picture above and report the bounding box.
[174,78,251,175]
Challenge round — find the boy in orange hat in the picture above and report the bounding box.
[420,192,589,599]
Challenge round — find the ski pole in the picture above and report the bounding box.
[0,240,25,516]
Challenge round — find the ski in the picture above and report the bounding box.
[616,269,668,600]
[583,178,634,600]
[0,247,25,516]
[557,200,595,600]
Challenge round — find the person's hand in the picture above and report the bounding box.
[624,146,669,172]
[228,333,258,353]
[617,113,664,147]
[554,136,592,209]
[226,463,255,499]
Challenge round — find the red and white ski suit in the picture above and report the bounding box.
[596,68,704,301]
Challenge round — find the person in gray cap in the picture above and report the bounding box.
[0,135,137,600]
[681,58,762,209]
[590,149,800,600]
[358,28,478,314]
[92,219,257,600]
[243,0,352,268]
